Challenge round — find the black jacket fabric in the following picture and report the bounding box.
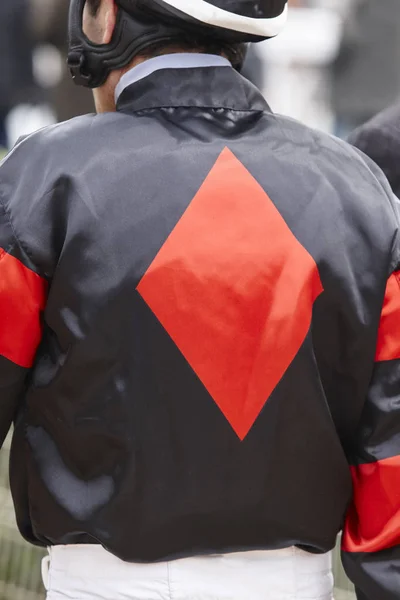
[0,65,400,599]
[348,104,400,198]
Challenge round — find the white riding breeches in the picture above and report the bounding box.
[42,544,334,600]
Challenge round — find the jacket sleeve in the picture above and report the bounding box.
[0,193,47,447]
[342,264,400,599]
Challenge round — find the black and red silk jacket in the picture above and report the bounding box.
[0,65,400,599]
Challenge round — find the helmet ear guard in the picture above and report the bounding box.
[68,0,190,88]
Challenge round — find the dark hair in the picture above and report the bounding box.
[87,0,101,16]
[137,37,246,68]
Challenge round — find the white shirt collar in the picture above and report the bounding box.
[115,53,231,104]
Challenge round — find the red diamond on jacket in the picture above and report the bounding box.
[137,148,323,440]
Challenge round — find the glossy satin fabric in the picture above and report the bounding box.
[0,65,400,599]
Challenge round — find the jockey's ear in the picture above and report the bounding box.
[83,0,117,45]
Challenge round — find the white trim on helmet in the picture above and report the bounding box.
[157,0,288,38]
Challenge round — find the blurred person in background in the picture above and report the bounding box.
[31,0,94,120]
[260,0,342,131]
[332,0,400,137]
[0,0,39,147]
[0,1,400,600]
[348,104,400,197]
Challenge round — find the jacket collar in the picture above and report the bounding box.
[115,53,231,103]
[116,64,270,114]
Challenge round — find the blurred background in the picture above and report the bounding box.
[3,0,400,149]
[1,0,399,597]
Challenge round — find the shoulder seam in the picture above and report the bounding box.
[0,188,43,275]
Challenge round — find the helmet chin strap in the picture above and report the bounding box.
[67,0,255,88]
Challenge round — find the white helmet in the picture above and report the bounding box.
[145,0,288,39]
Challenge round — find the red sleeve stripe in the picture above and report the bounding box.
[375,272,400,362]
[0,248,47,368]
[342,455,400,553]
